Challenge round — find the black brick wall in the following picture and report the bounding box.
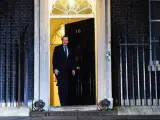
[0,0,34,102]
[111,0,149,105]
[111,0,149,41]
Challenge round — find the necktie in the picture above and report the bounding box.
[64,46,67,57]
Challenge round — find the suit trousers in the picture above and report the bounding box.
[56,73,69,106]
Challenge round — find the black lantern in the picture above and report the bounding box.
[33,100,45,111]
[97,99,110,110]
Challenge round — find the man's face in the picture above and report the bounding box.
[62,37,69,46]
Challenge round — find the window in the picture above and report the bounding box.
[50,0,93,15]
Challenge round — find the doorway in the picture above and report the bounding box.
[50,18,96,106]
[35,0,112,110]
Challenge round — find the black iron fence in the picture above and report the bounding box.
[119,32,160,106]
[0,25,29,107]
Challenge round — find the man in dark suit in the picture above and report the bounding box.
[53,36,76,106]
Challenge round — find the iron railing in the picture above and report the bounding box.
[119,34,160,106]
[0,25,30,107]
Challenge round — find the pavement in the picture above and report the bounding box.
[1,116,160,120]
[1,107,160,120]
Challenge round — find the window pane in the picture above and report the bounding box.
[151,22,160,61]
[151,22,160,38]
[151,1,160,20]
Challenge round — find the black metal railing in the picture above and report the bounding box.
[119,34,160,106]
[0,25,29,107]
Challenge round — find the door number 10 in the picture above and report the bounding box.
[76,29,81,33]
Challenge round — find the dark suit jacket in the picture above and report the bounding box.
[53,45,75,86]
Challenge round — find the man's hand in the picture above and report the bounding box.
[72,70,76,76]
[54,69,59,76]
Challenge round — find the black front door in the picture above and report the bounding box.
[65,18,95,105]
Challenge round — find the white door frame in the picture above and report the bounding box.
[34,0,112,111]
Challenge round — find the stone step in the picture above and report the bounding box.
[49,105,97,111]
[31,110,117,116]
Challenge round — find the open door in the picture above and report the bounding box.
[65,18,96,105]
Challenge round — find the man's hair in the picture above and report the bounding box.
[61,35,68,40]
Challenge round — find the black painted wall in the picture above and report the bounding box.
[0,0,34,103]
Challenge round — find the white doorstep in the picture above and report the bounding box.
[50,105,97,111]
[0,107,30,116]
